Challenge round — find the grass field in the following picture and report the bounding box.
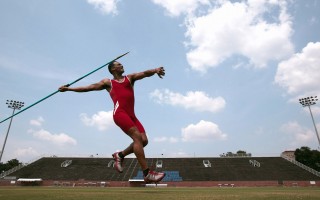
[0,187,319,200]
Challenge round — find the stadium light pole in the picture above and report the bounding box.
[0,100,24,162]
[299,96,320,147]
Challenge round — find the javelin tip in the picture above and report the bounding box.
[114,51,130,61]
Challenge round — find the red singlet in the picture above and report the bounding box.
[109,76,145,133]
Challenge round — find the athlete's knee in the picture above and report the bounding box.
[127,127,149,147]
[129,129,143,142]
[132,134,143,143]
[142,138,148,147]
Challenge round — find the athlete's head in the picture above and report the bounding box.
[108,61,124,75]
[108,61,116,74]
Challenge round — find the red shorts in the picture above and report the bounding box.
[113,110,145,133]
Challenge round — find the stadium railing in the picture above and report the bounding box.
[281,155,320,177]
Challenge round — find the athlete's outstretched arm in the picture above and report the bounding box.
[59,78,111,92]
[129,67,165,82]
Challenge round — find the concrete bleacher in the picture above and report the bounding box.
[10,157,137,181]
[8,157,320,183]
[168,157,320,181]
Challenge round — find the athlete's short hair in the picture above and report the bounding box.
[108,61,116,74]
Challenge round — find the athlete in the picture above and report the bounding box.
[59,61,166,183]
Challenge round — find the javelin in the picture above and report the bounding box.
[0,51,129,124]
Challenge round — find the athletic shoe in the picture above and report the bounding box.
[112,152,124,173]
[144,170,166,183]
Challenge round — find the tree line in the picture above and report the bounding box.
[0,158,22,173]
[295,146,320,171]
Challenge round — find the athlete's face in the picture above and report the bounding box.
[112,62,124,73]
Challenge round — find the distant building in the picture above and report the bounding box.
[281,150,296,160]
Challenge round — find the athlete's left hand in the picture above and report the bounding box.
[156,67,165,79]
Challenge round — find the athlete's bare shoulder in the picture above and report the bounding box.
[101,77,111,83]
[100,78,112,90]
[126,73,135,82]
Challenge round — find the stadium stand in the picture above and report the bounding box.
[1,157,319,187]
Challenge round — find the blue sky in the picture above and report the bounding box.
[0,0,319,163]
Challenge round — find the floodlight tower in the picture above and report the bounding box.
[299,96,320,147]
[0,100,24,162]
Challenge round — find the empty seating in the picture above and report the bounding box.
[132,171,144,179]
[162,171,182,181]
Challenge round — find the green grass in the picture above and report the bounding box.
[0,187,319,200]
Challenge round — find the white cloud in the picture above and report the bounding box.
[153,0,294,72]
[169,137,179,143]
[274,42,320,97]
[184,0,294,72]
[87,0,119,15]
[13,147,40,160]
[30,116,44,127]
[280,121,318,146]
[153,136,167,142]
[80,111,114,131]
[150,89,226,112]
[153,136,179,143]
[28,129,77,146]
[28,117,77,146]
[151,0,210,17]
[181,120,227,142]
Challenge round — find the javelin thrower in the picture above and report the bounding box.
[59,61,166,183]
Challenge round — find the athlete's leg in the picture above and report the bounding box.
[112,111,135,173]
[122,117,148,157]
[125,124,165,183]
[123,127,148,170]
[122,131,148,156]
[113,112,149,170]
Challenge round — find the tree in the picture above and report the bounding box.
[295,146,320,171]
[220,150,252,157]
[0,158,22,173]
[236,150,247,157]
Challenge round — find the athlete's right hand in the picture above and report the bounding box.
[58,85,69,92]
